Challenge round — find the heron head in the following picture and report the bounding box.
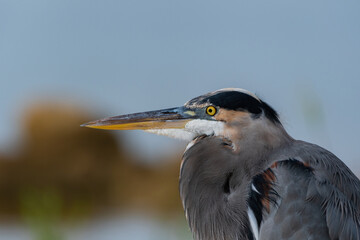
[82,88,282,148]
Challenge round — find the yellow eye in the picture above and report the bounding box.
[206,106,217,116]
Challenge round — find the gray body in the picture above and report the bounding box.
[180,136,360,240]
[83,88,360,240]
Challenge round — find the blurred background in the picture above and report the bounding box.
[1,0,360,239]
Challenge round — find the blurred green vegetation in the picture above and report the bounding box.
[20,189,63,240]
[298,85,332,148]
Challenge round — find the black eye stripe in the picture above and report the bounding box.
[207,92,262,113]
[187,91,280,123]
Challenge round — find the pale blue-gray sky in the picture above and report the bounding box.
[1,0,360,169]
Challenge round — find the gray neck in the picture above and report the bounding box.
[180,136,255,240]
[179,121,293,240]
[234,119,293,174]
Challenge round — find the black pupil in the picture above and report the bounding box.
[208,108,213,113]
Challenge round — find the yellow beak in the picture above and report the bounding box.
[81,107,197,130]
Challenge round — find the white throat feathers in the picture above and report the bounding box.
[145,119,225,141]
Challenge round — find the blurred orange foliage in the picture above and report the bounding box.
[0,103,183,220]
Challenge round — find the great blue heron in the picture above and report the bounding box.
[82,88,360,240]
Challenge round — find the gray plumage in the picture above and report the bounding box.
[83,88,360,240]
[180,121,360,240]
[179,89,360,240]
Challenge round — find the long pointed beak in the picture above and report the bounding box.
[81,107,197,130]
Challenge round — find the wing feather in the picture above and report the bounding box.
[268,141,360,240]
